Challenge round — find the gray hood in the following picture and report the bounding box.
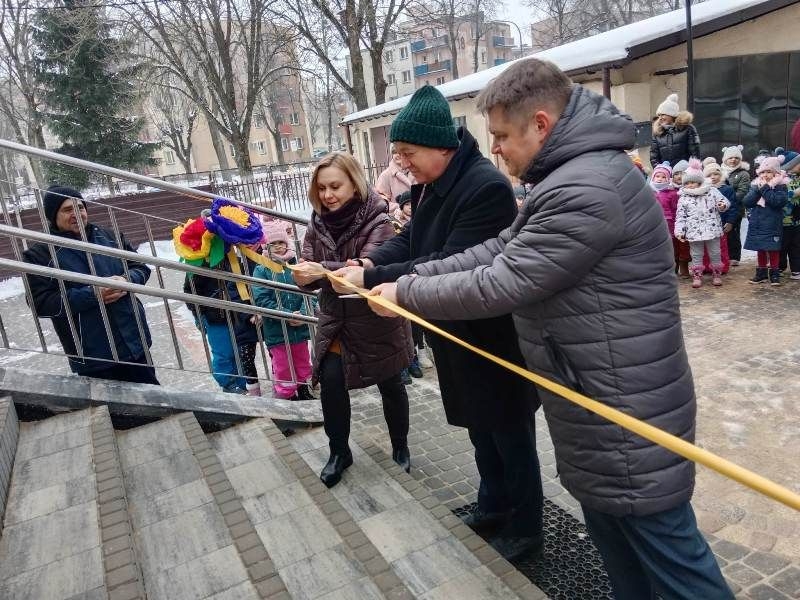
[522,85,635,186]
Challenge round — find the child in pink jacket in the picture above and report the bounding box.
[650,162,682,273]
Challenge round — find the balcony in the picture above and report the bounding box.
[410,34,449,53]
[494,58,508,66]
[492,36,515,48]
[278,124,293,135]
[414,60,452,77]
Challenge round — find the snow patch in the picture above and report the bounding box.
[0,277,25,300]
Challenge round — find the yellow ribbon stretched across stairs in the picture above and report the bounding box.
[227,245,284,301]
[287,263,800,512]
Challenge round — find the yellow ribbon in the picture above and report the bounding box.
[286,263,800,512]
[227,245,284,302]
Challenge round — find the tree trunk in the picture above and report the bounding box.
[207,118,232,181]
[370,48,388,106]
[344,4,369,110]
[449,23,459,79]
[232,135,253,180]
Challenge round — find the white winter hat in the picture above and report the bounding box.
[703,162,723,178]
[722,145,743,162]
[656,93,680,117]
[702,156,717,167]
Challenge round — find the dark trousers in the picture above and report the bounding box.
[86,353,160,385]
[727,215,743,261]
[779,225,800,272]
[319,352,409,454]
[468,416,544,538]
[583,502,733,600]
[411,323,425,349]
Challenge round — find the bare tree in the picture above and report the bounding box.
[146,76,197,174]
[466,0,502,74]
[275,0,411,110]
[121,0,297,177]
[0,0,46,186]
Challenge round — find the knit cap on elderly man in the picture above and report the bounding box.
[389,85,459,149]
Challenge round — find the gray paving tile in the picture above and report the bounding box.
[146,545,250,600]
[124,449,202,500]
[240,480,313,525]
[118,424,190,471]
[0,546,103,600]
[420,565,519,600]
[391,537,481,596]
[359,501,451,563]
[278,546,366,600]
[0,500,100,578]
[6,443,92,502]
[255,504,341,570]
[136,502,232,577]
[17,410,90,442]
[14,425,90,463]
[116,416,184,453]
[3,474,95,525]
[209,426,275,470]
[128,478,213,530]
[315,576,383,600]
[203,580,260,600]
[224,455,294,498]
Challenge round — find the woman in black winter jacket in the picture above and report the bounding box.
[650,93,701,168]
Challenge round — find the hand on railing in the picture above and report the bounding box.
[97,275,128,304]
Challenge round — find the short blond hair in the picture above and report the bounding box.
[308,152,369,213]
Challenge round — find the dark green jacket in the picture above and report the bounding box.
[252,261,313,347]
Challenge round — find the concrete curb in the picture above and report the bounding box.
[177,412,292,599]
[90,406,147,600]
[0,396,18,535]
[0,367,324,426]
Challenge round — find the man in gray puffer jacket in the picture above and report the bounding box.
[369,59,733,600]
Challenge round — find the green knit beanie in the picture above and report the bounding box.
[390,85,459,149]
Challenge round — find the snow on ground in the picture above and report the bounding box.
[0,277,25,300]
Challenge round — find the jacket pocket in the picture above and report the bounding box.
[542,333,585,394]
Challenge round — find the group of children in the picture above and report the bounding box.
[649,145,800,288]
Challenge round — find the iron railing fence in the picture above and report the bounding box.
[0,138,324,396]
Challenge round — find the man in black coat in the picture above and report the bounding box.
[23,186,158,385]
[332,85,543,561]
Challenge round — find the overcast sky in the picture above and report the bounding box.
[498,1,535,45]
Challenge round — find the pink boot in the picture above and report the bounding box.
[691,266,703,288]
[712,264,723,286]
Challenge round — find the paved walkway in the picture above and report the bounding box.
[1,259,798,598]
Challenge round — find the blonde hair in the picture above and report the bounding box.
[308,152,369,213]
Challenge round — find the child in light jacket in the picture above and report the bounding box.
[674,158,730,288]
[743,155,790,286]
[702,160,737,274]
[252,220,315,400]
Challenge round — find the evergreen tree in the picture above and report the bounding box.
[33,0,157,190]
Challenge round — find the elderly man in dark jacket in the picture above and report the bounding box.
[332,85,543,562]
[369,61,733,600]
[23,186,158,385]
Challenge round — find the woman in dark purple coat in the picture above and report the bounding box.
[292,152,413,487]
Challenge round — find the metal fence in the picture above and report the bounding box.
[0,138,320,396]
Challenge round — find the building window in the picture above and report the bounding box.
[481,50,486,64]
[289,112,300,125]
[387,73,396,85]
[254,115,265,128]
[290,137,304,151]
[453,115,466,128]
[163,149,175,165]
[694,52,800,160]
[255,140,266,155]
[400,46,409,60]
[422,55,428,63]
[230,145,236,157]
[402,70,411,83]
[436,76,445,85]
[280,138,289,152]
[385,49,394,63]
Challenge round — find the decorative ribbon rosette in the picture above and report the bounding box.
[173,197,283,300]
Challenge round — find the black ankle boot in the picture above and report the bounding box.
[320,451,353,487]
[392,446,411,473]
[296,384,316,400]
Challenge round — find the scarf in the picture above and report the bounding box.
[319,197,362,241]
[650,180,671,192]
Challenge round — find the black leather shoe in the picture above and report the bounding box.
[461,508,509,532]
[392,446,411,473]
[490,534,544,562]
[320,452,353,488]
[296,384,316,400]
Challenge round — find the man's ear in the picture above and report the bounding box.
[533,110,555,138]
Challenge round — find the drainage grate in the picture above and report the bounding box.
[453,500,614,600]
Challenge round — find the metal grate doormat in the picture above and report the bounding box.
[453,500,614,600]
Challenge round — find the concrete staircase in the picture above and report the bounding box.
[0,400,545,600]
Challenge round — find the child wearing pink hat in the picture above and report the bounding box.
[649,162,687,276]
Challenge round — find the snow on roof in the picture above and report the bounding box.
[343,0,776,124]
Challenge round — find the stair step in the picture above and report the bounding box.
[0,407,106,600]
[117,412,283,600]
[290,428,545,600]
[0,397,20,530]
[208,419,413,599]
